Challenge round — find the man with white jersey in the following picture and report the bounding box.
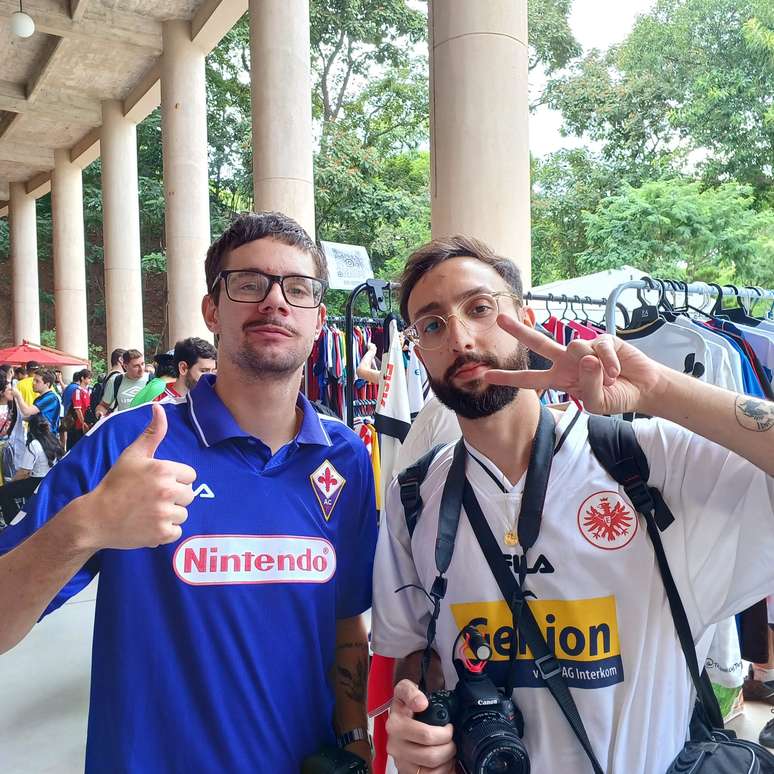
[371,235,774,773]
[0,212,377,772]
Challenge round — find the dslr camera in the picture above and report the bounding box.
[415,625,530,774]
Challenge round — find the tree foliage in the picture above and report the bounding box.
[579,179,774,285]
[545,0,774,198]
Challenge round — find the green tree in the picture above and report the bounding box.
[579,178,774,286]
[528,0,582,74]
[545,0,774,199]
[531,149,622,284]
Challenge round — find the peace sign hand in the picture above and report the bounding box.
[484,314,666,415]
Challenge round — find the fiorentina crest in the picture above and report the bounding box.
[310,460,346,521]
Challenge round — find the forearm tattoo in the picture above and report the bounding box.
[735,396,774,432]
[336,642,368,703]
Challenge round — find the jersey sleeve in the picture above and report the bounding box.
[370,477,433,658]
[633,417,774,630]
[100,374,117,406]
[18,442,35,472]
[0,411,143,616]
[335,442,378,619]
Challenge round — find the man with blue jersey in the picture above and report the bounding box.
[13,368,62,433]
[0,211,377,772]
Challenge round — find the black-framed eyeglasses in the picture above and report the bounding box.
[213,269,327,308]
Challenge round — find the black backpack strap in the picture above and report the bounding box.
[398,442,446,538]
[111,374,123,410]
[587,416,724,730]
[463,482,605,774]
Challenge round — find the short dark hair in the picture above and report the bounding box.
[124,349,143,363]
[153,353,178,379]
[37,368,56,387]
[110,348,126,368]
[79,369,92,382]
[174,337,217,370]
[205,211,328,302]
[26,361,40,373]
[399,235,524,323]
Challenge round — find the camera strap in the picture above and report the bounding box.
[464,482,605,774]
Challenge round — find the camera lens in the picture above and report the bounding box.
[457,715,530,774]
[481,746,528,773]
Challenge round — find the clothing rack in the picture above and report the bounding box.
[344,279,397,428]
[524,291,629,327]
[604,280,774,335]
[340,276,774,429]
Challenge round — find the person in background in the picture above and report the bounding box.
[0,373,15,441]
[0,365,14,387]
[356,341,381,385]
[67,370,93,450]
[129,353,178,407]
[97,349,148,415]
[0,414,63,527]
[16,362,39,406]
[12,369,62,434]
[61,372,79,418]
[154,337,218,401]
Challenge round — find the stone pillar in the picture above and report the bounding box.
[249,0,315,237]
[101,99,144,354]
[9,181,40,345]
[52,149,89,378]
[429,0,531,286]
[161,19,212,344]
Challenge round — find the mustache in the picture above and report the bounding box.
[242,317,297,335]
[444,353,499,381]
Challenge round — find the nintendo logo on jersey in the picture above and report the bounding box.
[577,490,638,550]
[173,535,337,586]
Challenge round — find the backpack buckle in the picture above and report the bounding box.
[623,476,655,515]
[399,479,420,510]
[535,654,562,680]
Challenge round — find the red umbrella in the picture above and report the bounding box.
[0,341,90,367]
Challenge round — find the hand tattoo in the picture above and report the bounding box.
[734,396,774,432]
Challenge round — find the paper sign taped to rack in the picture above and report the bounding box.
[320,241,374,290]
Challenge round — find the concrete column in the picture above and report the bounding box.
[249,0,315,237]
[429,0,532,286]
[52,149,89,378]
[9,181,40,345]
[161,19,212,344]
[101,99,144,354]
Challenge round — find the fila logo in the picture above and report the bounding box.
[173,535,337,586]
[193,483,215,499]
[503,553,555,578]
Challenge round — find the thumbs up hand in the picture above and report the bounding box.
[75,403,196,551]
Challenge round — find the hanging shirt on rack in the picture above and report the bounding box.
[617,319,712,382]
[375,320,411,509]
[671,317,745,393]
[406,342,430,420]
[705,320,774,400]
[733,324,774,385]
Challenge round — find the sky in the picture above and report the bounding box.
[528,0,656,158]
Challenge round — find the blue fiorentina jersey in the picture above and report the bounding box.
[0,375,377,773]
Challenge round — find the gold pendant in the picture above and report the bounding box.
[504,530,518,546]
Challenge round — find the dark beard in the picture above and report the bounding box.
[429,346,529,420]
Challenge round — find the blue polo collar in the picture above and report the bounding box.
[187,374,333,449]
